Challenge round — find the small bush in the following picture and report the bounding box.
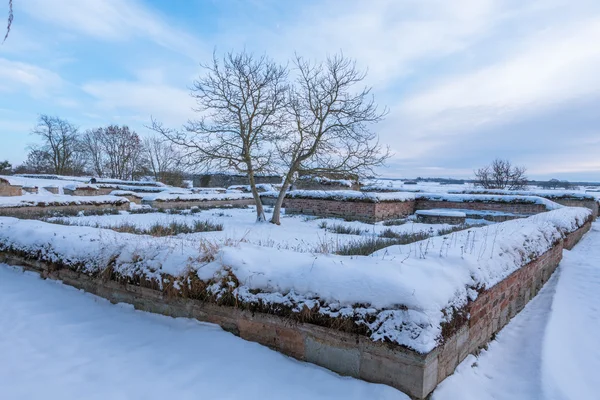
[337,224,481,256]
[382,218,408,226]
[318,222,365,235]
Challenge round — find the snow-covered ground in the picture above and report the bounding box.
[433,222,600,400]
[0,264,407,400]
[47,207,461,253]
[1,222,598,399]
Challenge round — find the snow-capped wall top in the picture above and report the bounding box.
[416,193,563,210]
[0,194,129,208]
[148,192,254,202]
[448,188,597,201]
[415,209,467,218]
[283,190,416,202]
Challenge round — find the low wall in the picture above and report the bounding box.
[285,198,415,222]
[551,198,599,218]
[0,202,130,218]
[0,184,22,196]
[147,198,255,210]
[0,218,590,399]
[415,199,546,215]
[64,188,114,196]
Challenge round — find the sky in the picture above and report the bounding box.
[1,0,599,180]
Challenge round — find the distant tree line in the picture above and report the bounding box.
[10,115,185,186]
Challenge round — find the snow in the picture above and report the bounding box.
[0,206,590,353]
[0,194,129,208]
[433,222,600,400]
[540,225,600,400]
[228,184,276,192]
[415,209,467,218]
[297,175,354,187]
[149,192,255,202]
[44,207,458,253]
[0,265,406,400]
[1,174,89,193]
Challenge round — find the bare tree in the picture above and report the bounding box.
[3,0,12,43]
[270,54,389,225]
[96,125,143,180]
[474,158,528,190]
[82,129,105,177]
[142,135,181,183]
[19,148,53,174]
[31,115,82,175]
[151,50,288,222]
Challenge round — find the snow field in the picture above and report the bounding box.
[46,207,459,253]
[0,265,407,400]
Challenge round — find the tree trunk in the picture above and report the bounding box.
[270,168,296,225]
[246,165,266,222]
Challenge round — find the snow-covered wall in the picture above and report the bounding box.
[0,208,593,398]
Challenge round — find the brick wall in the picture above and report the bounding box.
[285,198,415,222]
[415,199,547,215]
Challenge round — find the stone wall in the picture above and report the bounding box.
[0,202,130,218]
[0,218,591,399]
[64,187,113,196]
[0,179,22,196]
[147,198,255,210]
[285,198,415,222]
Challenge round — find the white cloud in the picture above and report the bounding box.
[19,0,206,58]
[0,58,64,98]
[82,80,197,126]
[401,17,600,123]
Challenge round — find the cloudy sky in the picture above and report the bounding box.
[1,0,599,180]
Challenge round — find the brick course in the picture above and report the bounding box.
[285,198,415,222]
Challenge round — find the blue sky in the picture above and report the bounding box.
[1,0,599,180]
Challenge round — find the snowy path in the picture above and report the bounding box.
[434,223,600,400]
[0,265,406,400]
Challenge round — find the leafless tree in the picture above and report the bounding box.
[31,115,82,175]
[96,125,143,180]
[142,135,182,183]
[151,50,288,222]
[3,0,12,43]
[269,54,389,225]
[474,158,528,190]
[82,129,105,177]
[19,148,53,174]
